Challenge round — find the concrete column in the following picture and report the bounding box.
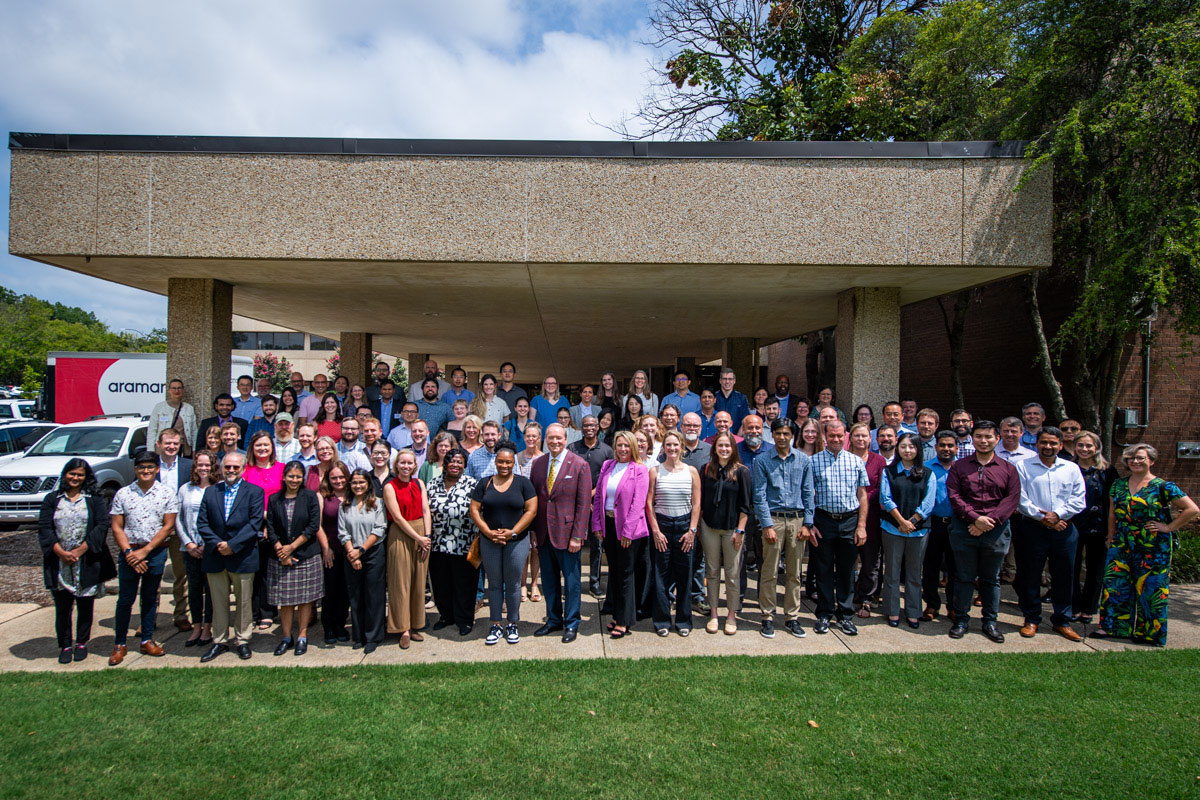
[674,356,696,377]
[721,338,756,396]
[339,332,373,388]
[835,287,900,415]
[467,371,481,394]
[408,352,430,379]
[167,278,232,410]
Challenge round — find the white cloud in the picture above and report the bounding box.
[1,0,655,328]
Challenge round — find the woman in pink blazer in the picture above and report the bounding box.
[591,430,650,638]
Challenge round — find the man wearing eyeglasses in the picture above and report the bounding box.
[197,452,265,662]
[666,369,702,418]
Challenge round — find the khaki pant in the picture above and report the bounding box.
[166,534,188,623]
[700,520,743,613]
[386,520,428,634]
[757,514,806,621]
[207,570,254,646]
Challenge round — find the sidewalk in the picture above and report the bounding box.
[2,576,1196,672]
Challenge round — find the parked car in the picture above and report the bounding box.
[0,420,59,464]
[0,415,147,527]
[0,399,36,420]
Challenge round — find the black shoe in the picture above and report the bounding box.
[562,628,578,644]
[184,637,200,648]
[785,620,806,639]
[235,644,252,660]
[73,643,88,661]
[948,621,968,639]
[337,634,350,642]
[431,619,451,631]
[58,647,73,664]
[589,583,601,597]
[906,619,920,630]
[274,638,293,656]
[837,618,858,636]
[294,639,308,656]
[363,642,378,655]
[760,619,775,638]
[200,643,229,663]
[533,622,564,637]
[457,624,473,637]
[324,634,338,645]
[813,617,831,635]
[352,641,364,650]
[982,623,1005,643]
[887,618,900,628]
[197,637,212,647]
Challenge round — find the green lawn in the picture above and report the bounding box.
[2,651,1197,799]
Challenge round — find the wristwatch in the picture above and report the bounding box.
[688,527,698,534]
[122,547,133,555]
[734,528,744,535]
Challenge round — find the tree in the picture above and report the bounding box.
[326,348,407,393]
[618,0,934,140]
[253,352,295,393]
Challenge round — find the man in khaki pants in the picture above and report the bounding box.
[196,452,264,662]
[752,418,815,640]
[155,429,192,633]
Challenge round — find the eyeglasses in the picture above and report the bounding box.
[1060,426,1080,432]
[223,465,243,472]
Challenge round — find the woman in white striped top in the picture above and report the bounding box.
[646,430,702,637]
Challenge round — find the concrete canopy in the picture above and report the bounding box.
[8,135,1051,383]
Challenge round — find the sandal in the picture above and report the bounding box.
[723,618,737,636]
[706,618,720,634]
[256,620,273,631]
[606,621,618,632]
[530,588,541,602]
[610,627,630,639]
[856,603,871,619]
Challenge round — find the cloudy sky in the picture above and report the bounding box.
[0,0,658,331]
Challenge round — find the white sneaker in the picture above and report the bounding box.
[505,623,520,644]
[485,624,503,645]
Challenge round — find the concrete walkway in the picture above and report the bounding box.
[2,577,1196,672]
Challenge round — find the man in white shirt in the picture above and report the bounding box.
[870,402,904,452]
[874,425,898,466]
[996,417,1035,463]
[408,420,430,469]
[386,403,420,450]
[1014,427,1086,642]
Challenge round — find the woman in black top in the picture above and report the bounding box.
[37,459,115,664]
[1072,431,1119,624]
[469,443,537,646]
[596,408,617,446]
[698,433,752,635]
[265,461,324,656]
[617,394,644,433]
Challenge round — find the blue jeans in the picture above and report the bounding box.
[539,544,582,630]
[652,513,694,631]
[1013,516,1077,626]
[114,545,168,645]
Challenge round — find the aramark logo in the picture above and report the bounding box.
[107,382,166,393]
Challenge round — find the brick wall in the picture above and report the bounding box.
[765,273,1199,496]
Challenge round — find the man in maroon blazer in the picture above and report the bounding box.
[530,423,593,642]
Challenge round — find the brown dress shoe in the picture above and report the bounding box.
[1019,622,1038,638]
[408,631,424,642]
[1054,625,1082,642]
[174,619,194,632]
[108,645,128,666]
[921,607,937,622]
[399,632,411,649]
[140,640,165,656]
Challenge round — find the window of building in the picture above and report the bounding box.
[232,331,306,350]
[309,335,339,351]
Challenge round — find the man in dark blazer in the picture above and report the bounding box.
[367,379,404,440]
[195,393,248,454]
[155,428,194,632]
[529,423,592,643]
[772,374,803,424]
[197,451,264,662]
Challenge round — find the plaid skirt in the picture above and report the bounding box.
[267,553,324,606]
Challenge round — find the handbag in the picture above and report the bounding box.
[466,535,482,568]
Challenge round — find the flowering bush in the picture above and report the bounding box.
[253,352,294,393]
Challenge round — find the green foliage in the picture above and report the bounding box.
[0,285,166,385]
[253,352,295,393]
[1173,528,1200,583]
[326,348,407,392]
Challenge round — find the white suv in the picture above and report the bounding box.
[0,415,148,527]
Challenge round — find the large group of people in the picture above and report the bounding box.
[37,360,1197,665]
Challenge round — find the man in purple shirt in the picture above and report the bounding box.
[946,420,1021,643]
